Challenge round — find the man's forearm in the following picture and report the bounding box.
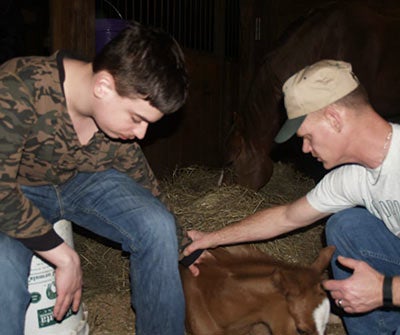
[391,276,400,306]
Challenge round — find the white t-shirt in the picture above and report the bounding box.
[307,123,400,237]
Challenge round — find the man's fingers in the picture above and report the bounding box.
[53,294,72,320]
[336,255,359,271]
[53,288,82,320]
[189,264,200,277]
[323,278,345,292]
[72,289,82,312]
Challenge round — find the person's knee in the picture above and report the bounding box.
[154,209,178,250]
[150,208,177,244]
[0,234,32,278]
[0,254,31,298]
[325,212,347,246]
[326,208,371,245]
[326,208,384,263]
[127,204,178,254]
[0,253,31,333]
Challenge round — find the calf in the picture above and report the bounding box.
[180,244,335,335]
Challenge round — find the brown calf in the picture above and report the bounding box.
[180,244,335,335]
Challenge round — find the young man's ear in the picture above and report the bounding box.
[93,71,116,99]
[324,105,343,133]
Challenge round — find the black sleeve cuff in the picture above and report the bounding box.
[17,229,64,251]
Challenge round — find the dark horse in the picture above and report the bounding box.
[227,2,400,190]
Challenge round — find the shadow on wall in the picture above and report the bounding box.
[0,0,50,64]
[0,0,25,63]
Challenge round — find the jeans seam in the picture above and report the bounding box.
[361,249,400,267]
[53,185,65,218]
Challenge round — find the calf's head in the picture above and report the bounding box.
[271,246,335,335]
[181,245,335,335]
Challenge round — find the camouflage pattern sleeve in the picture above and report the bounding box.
[0,71,53,240]
[113,142,189,256]
[114,142,162,198]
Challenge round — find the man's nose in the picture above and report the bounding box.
[134,122,149,140]
[302,139,311,153]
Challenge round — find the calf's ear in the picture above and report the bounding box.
[271,269,299,296]
[310,246,336,275]
[272,269,287,295]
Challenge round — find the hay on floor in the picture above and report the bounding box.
[163,163,323,264]
[73,163,344,335]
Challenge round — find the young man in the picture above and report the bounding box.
[0,21,188,334]
[185,60,400,335]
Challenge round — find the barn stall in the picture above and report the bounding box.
[14,0,400,334]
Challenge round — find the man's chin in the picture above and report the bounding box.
[322,162,339,171]
[321,161,330,169]
[102,131,123,141]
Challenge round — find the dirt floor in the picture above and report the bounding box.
[73,163,347,335]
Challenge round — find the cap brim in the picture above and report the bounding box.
[274,115,306,143]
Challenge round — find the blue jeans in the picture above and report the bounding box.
[326,208,400,335]
[0,169,185,335]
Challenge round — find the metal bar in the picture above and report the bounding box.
[171,0,175,35]
[154,0,157,26]
[209,0,214,52]
[160,0,164,29]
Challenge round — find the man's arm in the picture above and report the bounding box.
[35,243,83,321]
[0,63,83,321]
[0,69,58,241]
[184,195,328,255]
[393,277,400,306]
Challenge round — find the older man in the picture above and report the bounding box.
[185,60,400,335]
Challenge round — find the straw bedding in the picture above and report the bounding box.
[74,163,346,334]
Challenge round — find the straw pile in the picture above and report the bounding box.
[74,163,346,334]
[165,163,323,264]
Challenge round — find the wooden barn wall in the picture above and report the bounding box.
[136,0,239,176]
[50,0,95,57]
[142,48,238,176]
[48,0,400,177]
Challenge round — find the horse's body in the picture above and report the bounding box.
[228,2,400,189]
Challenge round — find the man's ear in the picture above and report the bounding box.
[324,105,343,133]
[93,71,116,99]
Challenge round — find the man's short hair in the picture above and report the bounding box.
[93,21,189,115]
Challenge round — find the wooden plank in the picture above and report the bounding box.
[49,0,95,57]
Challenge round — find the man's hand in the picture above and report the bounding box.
[323,256,384,313]
[187,250,217,277]
[183,230,218,277]
[183,230,217,256]
[36,242,83,320]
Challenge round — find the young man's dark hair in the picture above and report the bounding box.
[93,21,189,115]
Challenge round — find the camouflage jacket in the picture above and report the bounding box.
[0,51,185,251]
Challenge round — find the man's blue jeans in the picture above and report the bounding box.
[0,169,185,335]
[326,207,400,335]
